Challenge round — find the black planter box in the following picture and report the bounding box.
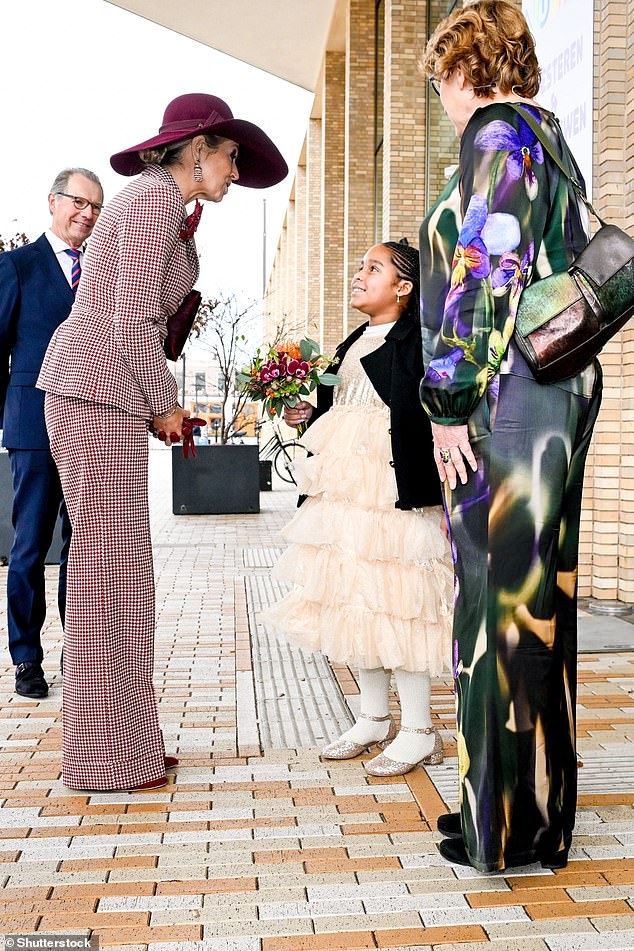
[259,460,272,491]
[172,443,260,514]
[0,450,64,564]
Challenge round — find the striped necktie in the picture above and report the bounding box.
[64,248,81,295]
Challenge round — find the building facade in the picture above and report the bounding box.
[264,0,634,607]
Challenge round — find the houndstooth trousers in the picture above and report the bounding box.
[45,393,165,789]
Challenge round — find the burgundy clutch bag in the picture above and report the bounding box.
[163,289,202,361]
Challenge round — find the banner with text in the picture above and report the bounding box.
[523,0,594,198]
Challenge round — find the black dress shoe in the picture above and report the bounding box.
[540,849,568,870]
[15,662,49,699]
[437,812,462,838]
[438,837,473,866]
[439,833,564,871]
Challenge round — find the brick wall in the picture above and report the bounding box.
[320,51,346,354]
[580,0,634,602]
[285,197,296,335]
[382,0,426,244]
[424,0,461,211]
[294,164,309,338]
[307,118,323,340]
[344,0,377,335]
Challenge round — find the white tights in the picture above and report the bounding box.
[338,667,436,762]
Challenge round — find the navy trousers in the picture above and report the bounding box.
[7,449,72,665]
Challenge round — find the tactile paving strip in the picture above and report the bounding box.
[245,572,354,749]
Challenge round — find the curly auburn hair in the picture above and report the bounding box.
[419,0,541,99]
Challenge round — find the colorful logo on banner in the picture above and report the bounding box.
[524,0,573,30]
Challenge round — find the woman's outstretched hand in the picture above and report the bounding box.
[284,400,314,429]
[431,421,477,490]
[152,406,190,447]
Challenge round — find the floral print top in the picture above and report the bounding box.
[419,102,592,425]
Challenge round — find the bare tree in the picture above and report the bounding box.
[192,293,262,445]
[190,290,312,444]
[0,232,29,253]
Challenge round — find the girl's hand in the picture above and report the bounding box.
[431,421,477,490]
[284,401,313,429]
[152,406,190,447]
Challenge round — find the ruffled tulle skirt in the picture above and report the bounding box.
[265,404,453,673]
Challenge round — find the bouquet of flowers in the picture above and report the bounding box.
[237,337,340,425]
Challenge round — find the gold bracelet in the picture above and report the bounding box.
[155,403,179,419]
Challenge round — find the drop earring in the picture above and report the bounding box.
[396,291,401,304]
[194,160,203,183]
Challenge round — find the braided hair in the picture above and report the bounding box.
[381,238,420,321]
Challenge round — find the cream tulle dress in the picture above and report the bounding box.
[266,324,453,674]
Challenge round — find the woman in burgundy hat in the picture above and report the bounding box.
[37,94,287,792]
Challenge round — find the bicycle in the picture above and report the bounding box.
[256,420,309,484]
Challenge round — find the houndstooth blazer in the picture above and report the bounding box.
[37,165,199,419]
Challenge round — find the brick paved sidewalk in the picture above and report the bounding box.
[1,450,634,951]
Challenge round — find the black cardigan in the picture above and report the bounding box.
[307,314,442,510]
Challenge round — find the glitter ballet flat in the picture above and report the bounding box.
[365,726,443,776]
[321,713,398,760]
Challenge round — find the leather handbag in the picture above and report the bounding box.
[163,289,202,361]
[512,106,634,383]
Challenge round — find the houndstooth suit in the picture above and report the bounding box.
[38,165,198,790]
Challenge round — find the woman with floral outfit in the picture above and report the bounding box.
[418,1,603,871]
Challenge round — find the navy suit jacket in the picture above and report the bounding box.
[0,234,74,449]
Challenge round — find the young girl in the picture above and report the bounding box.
[265,240,453,776]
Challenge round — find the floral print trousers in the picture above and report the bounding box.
[446,367,602,872]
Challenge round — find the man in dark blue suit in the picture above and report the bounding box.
[0,168,103,698]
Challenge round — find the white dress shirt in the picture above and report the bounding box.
[45,230,83,287]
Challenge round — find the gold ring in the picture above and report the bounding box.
[439,448,451,464]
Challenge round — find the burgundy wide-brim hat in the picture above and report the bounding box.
[110,93,288,188]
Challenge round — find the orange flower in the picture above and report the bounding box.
[276,340,301,361]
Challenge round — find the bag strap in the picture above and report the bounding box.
[508,104,605,226]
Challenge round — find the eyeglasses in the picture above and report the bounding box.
[429,76,441,96]
[56,192,103,215]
